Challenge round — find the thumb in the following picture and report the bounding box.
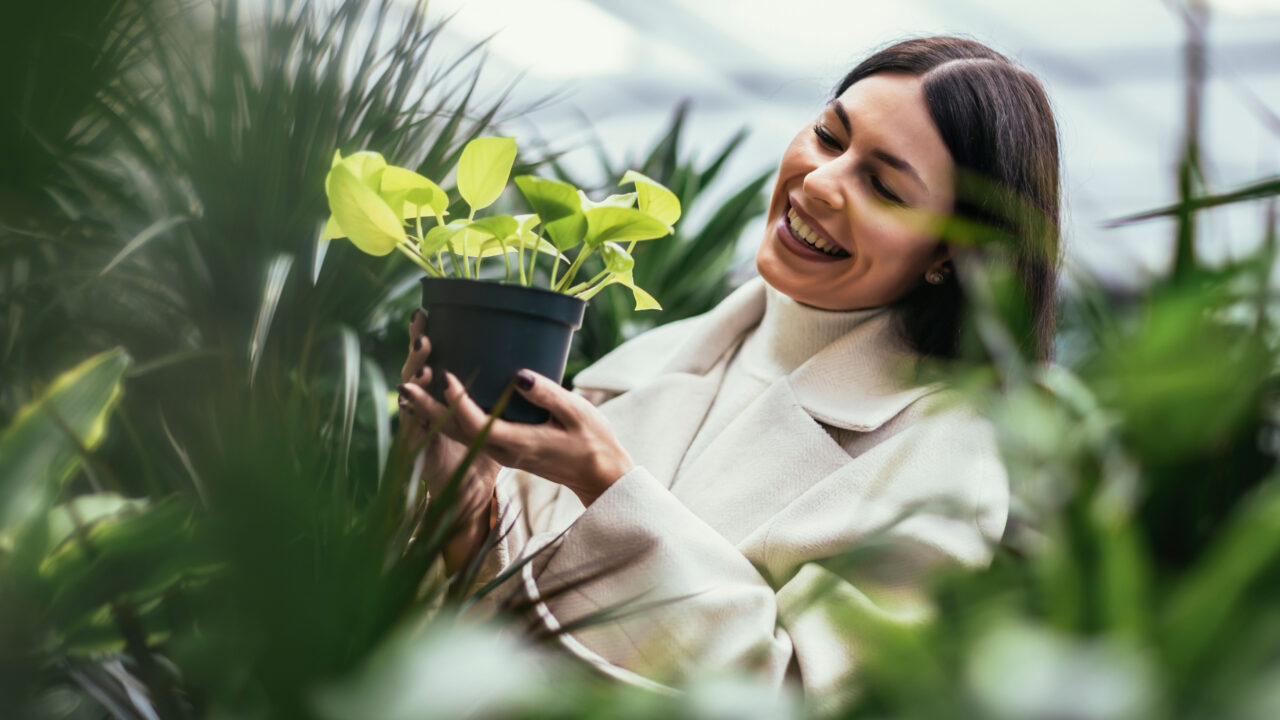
[513,369,584,427]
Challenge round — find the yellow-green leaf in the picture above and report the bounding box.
[601,242,634,273]
[421,221,467,256]
[326,163,405,256]
[380,166,449,218]
[584,206,672,247]
[621,169,682,226]
[457,136,517,212]
[0,349,130,534]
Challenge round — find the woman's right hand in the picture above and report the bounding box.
[398,309,501,573]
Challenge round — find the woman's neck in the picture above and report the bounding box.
[737,279,886,380]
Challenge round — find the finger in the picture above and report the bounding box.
[442,372,502,440]
[398,381,450,432]
[512,369,587,429]
[443,372,544,467]
[400,309,431,383]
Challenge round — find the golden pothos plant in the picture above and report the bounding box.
[322,136,681,310]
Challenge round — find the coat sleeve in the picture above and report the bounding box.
[481,409,1008,708]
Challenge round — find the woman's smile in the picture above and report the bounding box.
[777,198,852,262]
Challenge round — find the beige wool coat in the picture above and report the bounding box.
[477,277,1008,710]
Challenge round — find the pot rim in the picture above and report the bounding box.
[420,276,586,328]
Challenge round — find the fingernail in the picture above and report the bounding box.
[415,365,426,379]
[515,370,535,391]
[414,336,426,351]
[397,384,410,398]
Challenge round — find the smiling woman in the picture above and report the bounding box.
[397,35,1061,712]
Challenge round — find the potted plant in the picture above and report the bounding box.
[321,137,681,422]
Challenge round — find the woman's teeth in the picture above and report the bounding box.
[787,209,849,257]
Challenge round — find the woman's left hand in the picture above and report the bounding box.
[398,369,634,506]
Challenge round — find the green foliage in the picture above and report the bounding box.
[321,136,680,306]
[565,101,773,376]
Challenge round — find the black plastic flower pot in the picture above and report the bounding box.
[419,277,586,424]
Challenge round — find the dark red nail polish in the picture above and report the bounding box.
[414,336,426,351]
[515,370,534,391]
[415,365,426,379]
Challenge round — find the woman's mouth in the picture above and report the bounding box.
[776,202,851,262]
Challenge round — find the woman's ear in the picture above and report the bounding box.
[925,246,953,285]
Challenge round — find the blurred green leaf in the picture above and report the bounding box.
[0,349,129,534]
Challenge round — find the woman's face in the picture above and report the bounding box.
[756,72,957,310]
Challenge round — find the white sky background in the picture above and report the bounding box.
[408,0,1280,291]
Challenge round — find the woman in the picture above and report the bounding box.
[397,36,1059,709]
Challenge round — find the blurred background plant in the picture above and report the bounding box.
[3,0,1280,719]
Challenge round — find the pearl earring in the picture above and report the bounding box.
[926,270,946,285]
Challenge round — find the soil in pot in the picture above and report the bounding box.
[420,277,586,424]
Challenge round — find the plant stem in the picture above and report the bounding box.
[565,269,610,296]
[517,235,528,285]
[397,241,443,277]
[499,237,512,282]
[555,246,592,293]
[529,229,544,285]
[464,210,477,278]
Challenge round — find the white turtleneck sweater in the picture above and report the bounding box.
[674,280,886,482]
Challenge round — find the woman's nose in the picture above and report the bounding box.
[801,156,847,211]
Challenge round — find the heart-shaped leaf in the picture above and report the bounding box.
[584,206,672,247]
[326,163,405,256]
[601,242,634,273]
[380,165,449,218]
[421,221,468,256]
[457,136,517,212]
[621,169,682,226]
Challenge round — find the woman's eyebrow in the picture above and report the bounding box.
[829,101,928,193]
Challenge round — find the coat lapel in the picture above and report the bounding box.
[671,379,853,546]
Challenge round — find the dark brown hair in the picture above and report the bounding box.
[834,36,1061,361]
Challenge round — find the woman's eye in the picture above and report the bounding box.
[870,175,905,205]
[813,124,841,150]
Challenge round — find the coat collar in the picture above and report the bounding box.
[572,277,941,432]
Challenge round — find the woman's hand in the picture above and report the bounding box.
[398,367,634,507]
[399,310,501,574]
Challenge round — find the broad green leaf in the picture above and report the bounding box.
[514,176,581,221]
[466,215,518,241]
[601,242,634,273]
[457,136,517,212]
[621,169,682,226]
[543,213,588,252]
[327,150,387,196]
[0,349,130,534]
[584,206,672,247]
[341,150,388,183]
[326,163,405,256]
[448,228,502,258]
[380,165,449,218]
[421,221,467,256]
